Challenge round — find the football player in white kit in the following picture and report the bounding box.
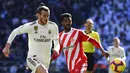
[2,3,60,73]
[107,37,126,73]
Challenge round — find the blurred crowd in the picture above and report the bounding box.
[0,0,130,73]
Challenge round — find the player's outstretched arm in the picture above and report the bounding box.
[88,38,109,57]
[79,30,109,57]
[2,28,21,57]
[2,24,30,57]
[2,43,10,57]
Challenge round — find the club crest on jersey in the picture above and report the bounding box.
[70,38,74,42]
[48,29,51,34]
[34,26,38,33]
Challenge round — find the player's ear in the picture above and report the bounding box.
[70,20,72,24]
[36,13,40,19]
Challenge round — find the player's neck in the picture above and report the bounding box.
[114,45,119,48]
[38,20,46,26]
[64,28,71,33]
[85,28,91,34]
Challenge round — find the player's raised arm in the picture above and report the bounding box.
[79,30,109,57]
[2,23,30,57]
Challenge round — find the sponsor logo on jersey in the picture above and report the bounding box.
[34,35,51,42]
[34,26,38,33]
[63,45,74,50]
[34,38,51,42]
[70,38,74,42]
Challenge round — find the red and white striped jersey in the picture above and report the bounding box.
[59,28,87,71]
[52,28,101,72]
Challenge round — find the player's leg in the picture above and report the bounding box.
[35,65,48,73]
[27,56,48,73]
[86,53,94,73]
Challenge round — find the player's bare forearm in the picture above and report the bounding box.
[101,48,109,58]
[5,43,11,49]
[98,46,109,58]
[99,46,105,52]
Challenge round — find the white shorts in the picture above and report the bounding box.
[26,55,49,73]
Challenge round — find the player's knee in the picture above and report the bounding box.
[36,65,48,73]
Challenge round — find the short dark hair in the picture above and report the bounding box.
[36,3,50,14]
[61,13,72,21]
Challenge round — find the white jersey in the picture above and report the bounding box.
[107,46,126,62]
[7,20,60,64]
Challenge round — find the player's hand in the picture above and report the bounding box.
[102,51,109,58]
[2,43,10,57]
[105,51,109,58]
[2,47,10,57]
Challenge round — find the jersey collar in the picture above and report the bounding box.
[84,30,92,34]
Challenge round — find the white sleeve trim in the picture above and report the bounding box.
[87,37,90,41]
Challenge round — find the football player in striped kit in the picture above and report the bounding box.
[52,13,109,73]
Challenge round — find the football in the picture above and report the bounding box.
[110,58,126,73]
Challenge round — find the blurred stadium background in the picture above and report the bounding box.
[0,0,130,73]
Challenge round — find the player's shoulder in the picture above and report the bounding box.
[92,31,97,33]
[119,46,125,50]
[48,21,57,25]
[72,28,82,34]
[72,28,81,32]
[26,21,37,25]
[23,21,37,26]
[92,31,99,35]
[48,21,58,28]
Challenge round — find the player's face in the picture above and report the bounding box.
[62,17,72,31]
[114,39,120,47]
[38,10,49,24]
[84,20,93,30]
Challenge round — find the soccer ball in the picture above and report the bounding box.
[110,58,126,73]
